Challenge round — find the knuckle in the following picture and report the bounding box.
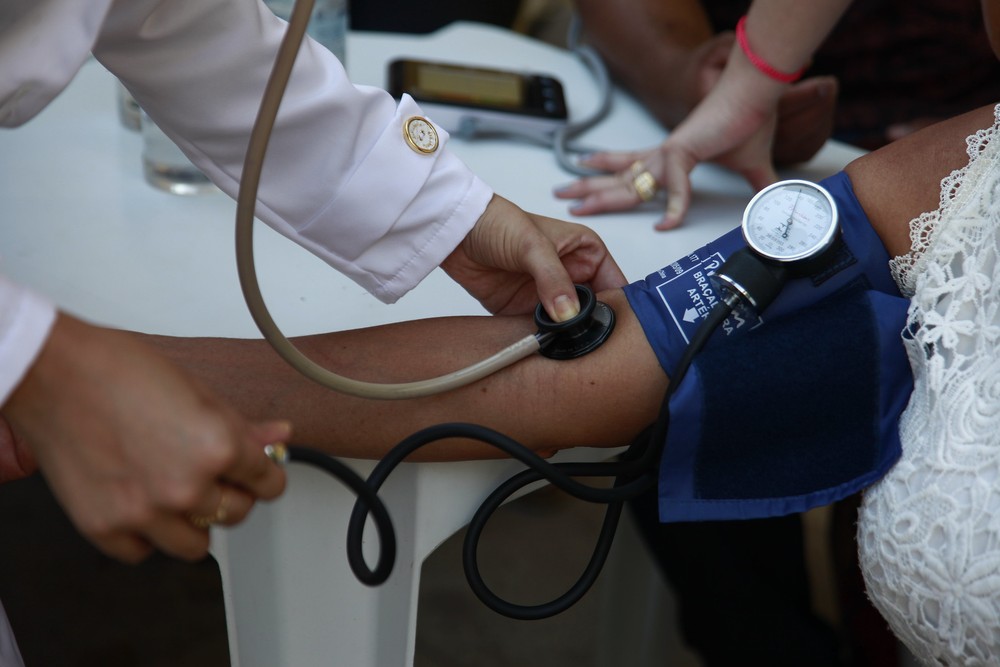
[162,481,203,512]
[191,420,241,473]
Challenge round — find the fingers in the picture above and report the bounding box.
[515,228,583,322]
[6,315,292,567]
[518,207,632,318]
[188,484,255,529]
[555,146,701,231]
[657,153,695,230]
[96,483,256,563]
[574,151,645,174]
[96,533,156,565]
[555,159,666,217]
[222,419,290,502]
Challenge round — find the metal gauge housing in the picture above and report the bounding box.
[742,179,839,264]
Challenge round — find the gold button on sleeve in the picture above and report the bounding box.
[403,116,439,154]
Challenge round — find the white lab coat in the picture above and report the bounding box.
[0,0,493,404]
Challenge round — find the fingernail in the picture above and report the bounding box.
[554,294,580,322]
[666,199,681,217]
[553,183,575,194]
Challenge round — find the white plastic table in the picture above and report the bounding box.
[0,21,863,667]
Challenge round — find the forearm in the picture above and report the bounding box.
[148,289,665,461]
[147,106,995,463]
[742,0,853,75]
[574,0,714,127]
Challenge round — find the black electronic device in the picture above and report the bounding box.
[387,58,568,137]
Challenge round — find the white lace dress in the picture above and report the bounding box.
[858,104,1000,666]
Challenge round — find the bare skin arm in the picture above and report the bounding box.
[147,104,997,464]
[845,104,996,258]
[572,0,837,165]
[148,288,665,461]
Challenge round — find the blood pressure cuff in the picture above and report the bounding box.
[656,286,911,521]
[620,170,913,521]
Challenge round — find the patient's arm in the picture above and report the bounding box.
[844,103,995,257]
[148,288,666,461]
[149,104,996,462]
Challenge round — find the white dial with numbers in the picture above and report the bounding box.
[742,180,839,263]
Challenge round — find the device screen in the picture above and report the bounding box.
[389,59,567,119]
[416,63,524,108]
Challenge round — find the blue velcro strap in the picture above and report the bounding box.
[657,286,912,521]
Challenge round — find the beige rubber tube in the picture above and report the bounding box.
[233,0,545,399]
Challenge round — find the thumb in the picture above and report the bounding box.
[521,236,581,323]
[249,419,293,448]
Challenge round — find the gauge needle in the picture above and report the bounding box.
[781,189,803,238]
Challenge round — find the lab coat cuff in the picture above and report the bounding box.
[0,279,57,406]
[299,95,492,302]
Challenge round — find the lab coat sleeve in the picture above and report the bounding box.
[92,0,493,303]
[0,599,25,667]
[0,276,57,407]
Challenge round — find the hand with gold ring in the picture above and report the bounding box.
[2,314,291,563]
[189,444,288,528]
[190,486,238,529]
[554,152,672,226]
[555,41,788,230]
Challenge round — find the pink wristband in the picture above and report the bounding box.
[736,16,806,84]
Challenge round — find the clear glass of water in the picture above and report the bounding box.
[116,81,141,131]
[264,0,348,64]
[140,111,216,196]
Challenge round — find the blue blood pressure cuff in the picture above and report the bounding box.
[621,171,913,522]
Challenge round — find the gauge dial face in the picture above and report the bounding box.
[742,180,838,263]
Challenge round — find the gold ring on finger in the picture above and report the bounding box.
[632,170,658,202]
[627,160,646,178]
[189,488,230,529]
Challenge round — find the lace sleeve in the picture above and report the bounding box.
[858,104,1000,665]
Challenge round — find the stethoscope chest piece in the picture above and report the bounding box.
[535,284,615,360]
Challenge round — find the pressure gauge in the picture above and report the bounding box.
[742,179,839,264]
[712,179,841,317]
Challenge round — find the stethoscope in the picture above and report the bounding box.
[235,0,842,620]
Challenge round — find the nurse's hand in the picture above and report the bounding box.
[554,49,795,230]
[443,195,627,322]
[1,314,289,563]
